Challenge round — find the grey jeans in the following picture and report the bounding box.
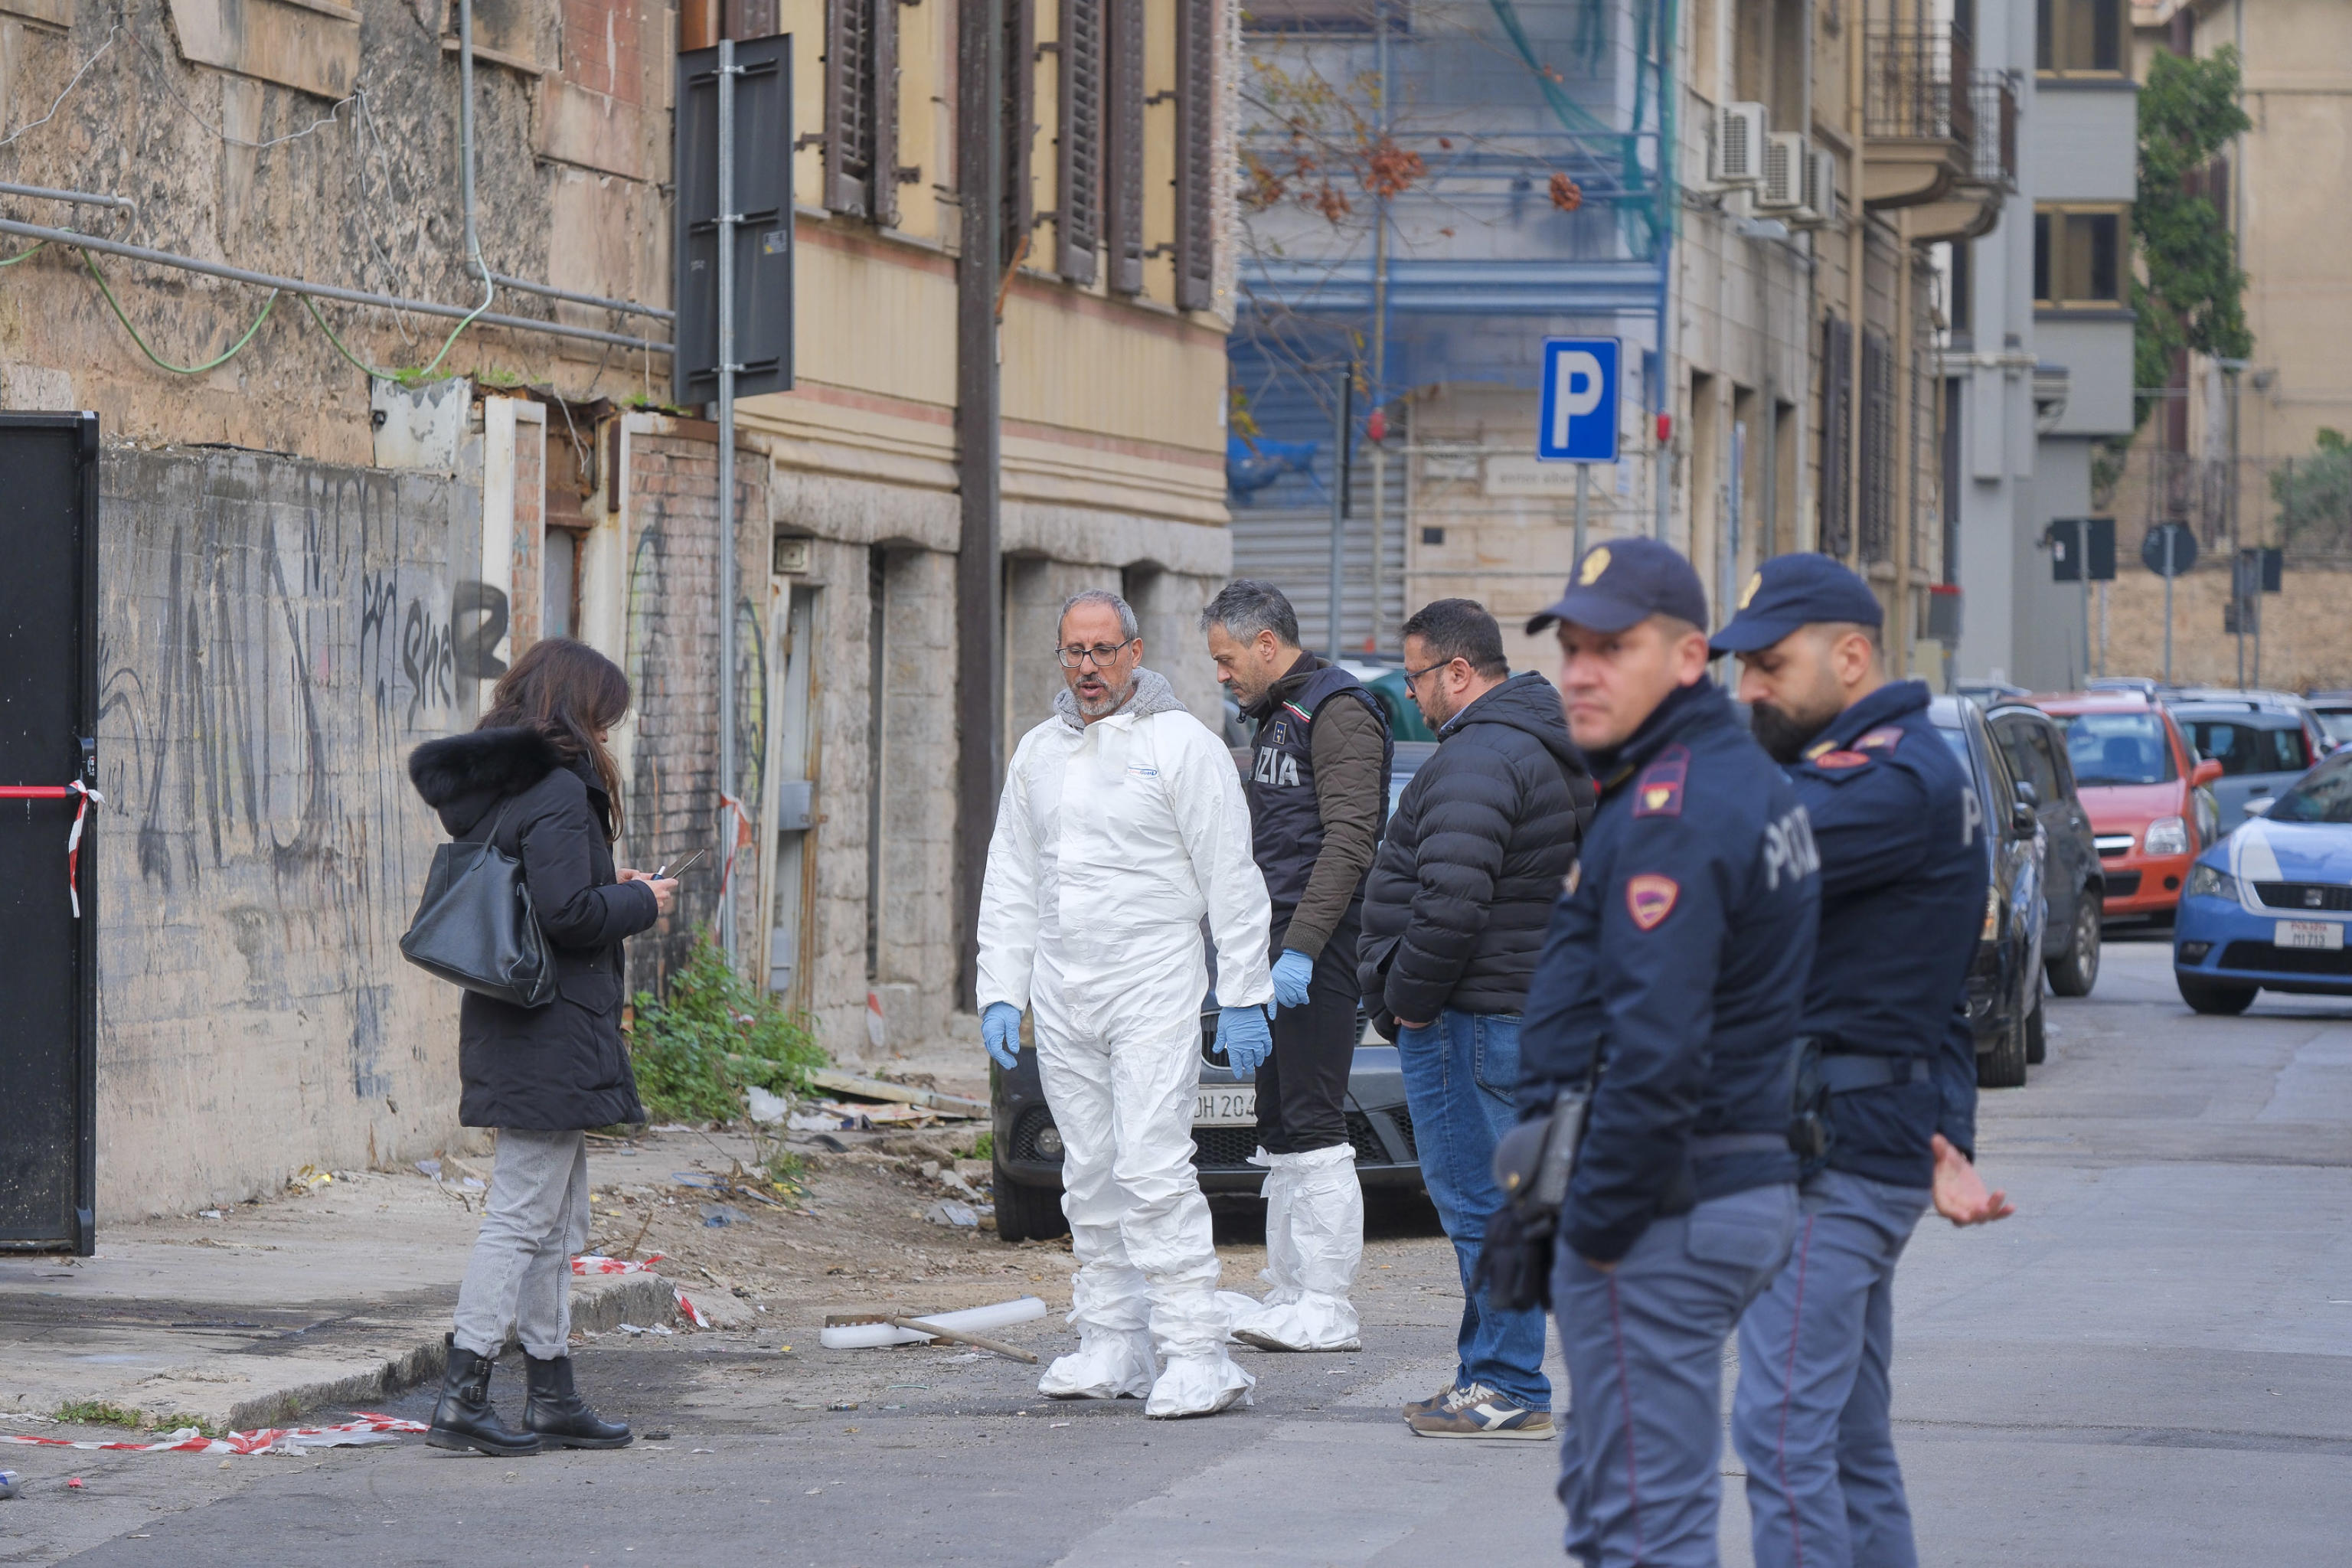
[452,1129,590,1361]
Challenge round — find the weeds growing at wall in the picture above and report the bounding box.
[627,937,826,1124]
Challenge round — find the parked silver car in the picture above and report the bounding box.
[2165,691,2328,832]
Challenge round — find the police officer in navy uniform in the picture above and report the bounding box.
[1713,554,2014,1568]
[1200,580,1393,1352]
[1517,537,1820,1567]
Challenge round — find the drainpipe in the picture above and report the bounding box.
[1653,0,1678,543]
[459,0,485,282]
[1845,0,1866,571]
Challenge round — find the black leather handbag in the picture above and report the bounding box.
[399,799,557,1008]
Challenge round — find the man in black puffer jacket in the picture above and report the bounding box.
[1358,598,1593,1439]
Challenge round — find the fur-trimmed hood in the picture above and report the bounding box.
[409,726,572,835]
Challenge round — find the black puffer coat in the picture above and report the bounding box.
[1357,673,1592,1034]
[408,727,661,1130]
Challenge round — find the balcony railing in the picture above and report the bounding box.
[1865,23,1975,149]
[1968,68,2019,190]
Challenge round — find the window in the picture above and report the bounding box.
[824,0,900,222]
[2180,720,2313,778]
[2037,0,2123,74]
[2062,712,2177,787]
[1818,313,1852,557]
[544,527,583,641]
[2034,205,2126,309]
[1055,0,1106,283]
[1173,0,1217,310]
[1994,717,2063,805]
[2269,755,2352,825]
[1949,239,1972,336]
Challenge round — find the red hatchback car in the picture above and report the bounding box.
[2032,693,2223,923]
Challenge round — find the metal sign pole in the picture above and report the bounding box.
[716,34,740,965]
[2163,527,2174,684]
[1573,462,1589,561]
[2079,520,2090,688]
[1327,366,1351,663]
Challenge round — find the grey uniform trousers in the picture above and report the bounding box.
[1552,1182,1801,1568]
[452,1129,591,1361]
[1733,1168,1932,1568]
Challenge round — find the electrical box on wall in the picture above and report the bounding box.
[773,535,812,574]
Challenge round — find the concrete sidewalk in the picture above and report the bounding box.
[0,1139,740,1436]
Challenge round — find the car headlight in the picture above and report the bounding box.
[2143,815,2190,858]
[1981,884,2001,941]
[2187,861,2240,902]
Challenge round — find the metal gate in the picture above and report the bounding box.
[0,413,99,1255]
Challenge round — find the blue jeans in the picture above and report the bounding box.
[1395,1010,1550,1411]
[1732,1168,1931,1568]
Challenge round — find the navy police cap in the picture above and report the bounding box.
[1525,536,1710,637]
[1707,552,1884,655]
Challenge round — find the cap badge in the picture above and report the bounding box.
[1738,571,1762,609]
[1578,545,1612,586]
[1626,874,1680,931]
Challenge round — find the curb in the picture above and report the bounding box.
[214,1274,678,1433]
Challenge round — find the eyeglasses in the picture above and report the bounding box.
[1057,639,1137,669]
[1401,658,1456,692]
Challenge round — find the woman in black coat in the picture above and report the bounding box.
[407,638,676,1457]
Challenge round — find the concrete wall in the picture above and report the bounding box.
[95,447,481,1218]
[2105,559,2352,694]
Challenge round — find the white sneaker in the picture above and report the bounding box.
[1037,1331,1156,1401]
[1145,1354,1256,1419]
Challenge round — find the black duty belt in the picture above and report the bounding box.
[1817,1054,1920,1093]
[1688,1132,1792,1158]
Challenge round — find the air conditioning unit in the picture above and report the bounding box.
[1710,103,1769,188]
[1798,148,1839,227]
[1759,132,1807,211]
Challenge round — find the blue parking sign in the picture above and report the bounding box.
[1537,338,1621,462]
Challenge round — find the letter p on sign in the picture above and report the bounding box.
[1537,338,1622,464]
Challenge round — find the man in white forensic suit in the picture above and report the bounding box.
[977,589,1275,1419]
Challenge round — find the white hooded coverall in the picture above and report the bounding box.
[978,668,1273,1417]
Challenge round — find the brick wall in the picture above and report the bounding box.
[617,428,772,998]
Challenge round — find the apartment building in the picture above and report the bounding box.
[1227,0,2007,678]
[1946,0,2138,688]
[0,0,1236,1217]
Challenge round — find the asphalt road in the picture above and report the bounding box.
[20,938,2352,1566]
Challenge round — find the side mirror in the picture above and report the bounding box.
[2013,779,2040,808]
[2011,799,2037,837]
[2191,757,2224,788]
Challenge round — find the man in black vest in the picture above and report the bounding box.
[1200,580,1391,1353]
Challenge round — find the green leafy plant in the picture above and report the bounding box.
[627,937,827,1123]
[2271,430,2352,553]
[2132,46,2254,430]
[967,1129,995,1162]
[55,1400,144,1429]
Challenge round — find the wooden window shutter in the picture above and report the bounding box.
[1859,328,1893,564]
[1818,313,1851,559]
[1172,0,1215,310]
[1102,0,1145,293]
[1003,0,1038,270]
[1055,0,1104,283]
[824,0,899,220]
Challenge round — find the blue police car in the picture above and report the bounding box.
[2173,746,2352,1014]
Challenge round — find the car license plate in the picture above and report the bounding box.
[1193,1087,1256,1126]
[2275,920,2344,951]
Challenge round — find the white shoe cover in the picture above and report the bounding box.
[1144,1353,1256,1419]
[1226,1144,1363,1352]
[1038,1330,1157,1400]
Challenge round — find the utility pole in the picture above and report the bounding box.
[715,34,740,965]
[1327,365,1353,663]
[954,0,1004,1005]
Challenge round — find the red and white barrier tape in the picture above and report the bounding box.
[716,789,755,902]
[675,1289,713,1328]
[0,779,102,917]
[570,1253,665,1276]
[0,1413,425,1456]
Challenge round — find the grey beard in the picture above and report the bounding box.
[1076,678,1135,720]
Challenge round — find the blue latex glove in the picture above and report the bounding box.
[1269,949,1315,1016]
[982,1002,1023,1070]
[1216,1004,1272,1078]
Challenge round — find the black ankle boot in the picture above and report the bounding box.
[524,1353,632,1449]
[426,1337,543,1457]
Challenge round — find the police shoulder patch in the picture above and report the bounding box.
[1854,726,1905,752]
[1632,745,1690,818]
[1625,874,1679,930]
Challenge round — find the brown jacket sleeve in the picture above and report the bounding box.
[1284,694,1387,959]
